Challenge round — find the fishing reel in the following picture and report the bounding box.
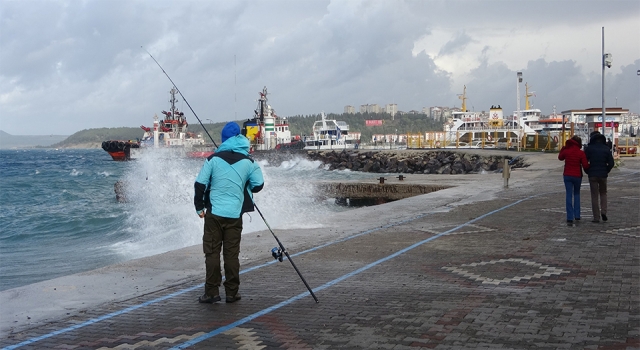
[271,247,284,262]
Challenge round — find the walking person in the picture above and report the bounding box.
[194,122,264,303]
[585,131,614,223]
[558,136,589,226]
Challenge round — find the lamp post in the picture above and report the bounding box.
[206,119,213,125]
[516,72,523,150]
[601,27,612,137]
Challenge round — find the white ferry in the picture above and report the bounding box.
[441,86,556,150]
[303,112,360,150]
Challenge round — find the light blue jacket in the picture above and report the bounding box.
[194,135,264,218]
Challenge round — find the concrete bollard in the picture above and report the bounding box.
[503,158,510,188]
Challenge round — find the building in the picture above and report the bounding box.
[385,104,397,118]
[561,107,629,145]
[360,104,381,114]
[344,105,355,114]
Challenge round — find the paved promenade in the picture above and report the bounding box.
[1,152,639,349]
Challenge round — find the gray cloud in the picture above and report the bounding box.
[438,31,473,57]
[0,0,638,135]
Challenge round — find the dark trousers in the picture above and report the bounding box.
[588,176,608,221]
[203,213,242,297]
[563,175,582,221]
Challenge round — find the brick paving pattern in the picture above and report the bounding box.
[2,159,638,349]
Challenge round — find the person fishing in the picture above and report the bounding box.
[193,122,264,303]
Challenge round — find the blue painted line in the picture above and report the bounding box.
[2,210,439,350]
[170,196,534,349]
[1,284,201,350]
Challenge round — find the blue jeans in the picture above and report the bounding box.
[563,175,582,221]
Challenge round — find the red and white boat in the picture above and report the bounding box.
[102,88,212,160]
[241,86,294,151]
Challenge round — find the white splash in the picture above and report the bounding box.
[111,151,349,260]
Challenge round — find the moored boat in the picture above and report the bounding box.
[242,87,292,151]
[101,140,140,161]
[302,112,360,150]
[440,86,555,150]
[101,87,211,160]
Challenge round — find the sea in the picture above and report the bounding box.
[0,148,376,292]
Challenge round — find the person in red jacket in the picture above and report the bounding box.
[558,136,590,225]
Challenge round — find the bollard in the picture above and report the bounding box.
[503,158,511,188]
[396,175,406,181]
[378,177,386,184]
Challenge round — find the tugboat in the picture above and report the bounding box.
[241,87,294,151]
[101,87,209,160]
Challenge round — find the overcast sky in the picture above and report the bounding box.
[1,0,639,135]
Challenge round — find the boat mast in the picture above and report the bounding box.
[525,83,535,110]
[258,86,268,122]
[457,85,467,112]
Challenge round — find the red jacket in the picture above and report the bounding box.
[558,138,589,177]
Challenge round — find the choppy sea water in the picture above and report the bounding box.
[0,148,376,291]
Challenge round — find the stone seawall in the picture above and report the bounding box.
[254,149,528,174]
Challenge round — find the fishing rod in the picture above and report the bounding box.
[145,48,317,303]
[142,46,218,148]
[254,203,319,303]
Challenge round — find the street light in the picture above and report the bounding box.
[206,119,213,125]
[601,27,612,137]
[516,72,523,150]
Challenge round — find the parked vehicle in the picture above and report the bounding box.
[617,137,638,156]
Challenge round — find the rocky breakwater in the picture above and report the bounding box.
[304,149,528,174]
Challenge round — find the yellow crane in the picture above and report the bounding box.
[525,83,536,110]
[457,85,467,112]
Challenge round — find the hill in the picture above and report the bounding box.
[0,130,70,149]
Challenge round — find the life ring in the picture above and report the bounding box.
[553,136,559,143]
[487,135,492,142]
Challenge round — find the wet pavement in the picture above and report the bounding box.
[1,153,639,349]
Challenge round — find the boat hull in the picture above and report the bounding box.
[101,140,139,161]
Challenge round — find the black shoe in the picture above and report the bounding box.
[226,293,242,303]
[601,214,608,222]
[567,220,573,226]
[198,294,221,303]
[575,218,581,221]
[591,220,600,223]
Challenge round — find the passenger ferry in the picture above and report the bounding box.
[439,86,559,150]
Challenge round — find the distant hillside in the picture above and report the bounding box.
[50,127,148,148]
[0,130,70,149]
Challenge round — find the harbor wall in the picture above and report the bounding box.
[254,149,528,174]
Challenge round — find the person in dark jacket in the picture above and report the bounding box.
[585,132,614,223]
[558,136,589,225]
[194,122,264,303]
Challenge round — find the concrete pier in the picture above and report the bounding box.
[1,152,638,349]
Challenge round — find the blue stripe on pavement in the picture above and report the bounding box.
[169,196,533,349]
